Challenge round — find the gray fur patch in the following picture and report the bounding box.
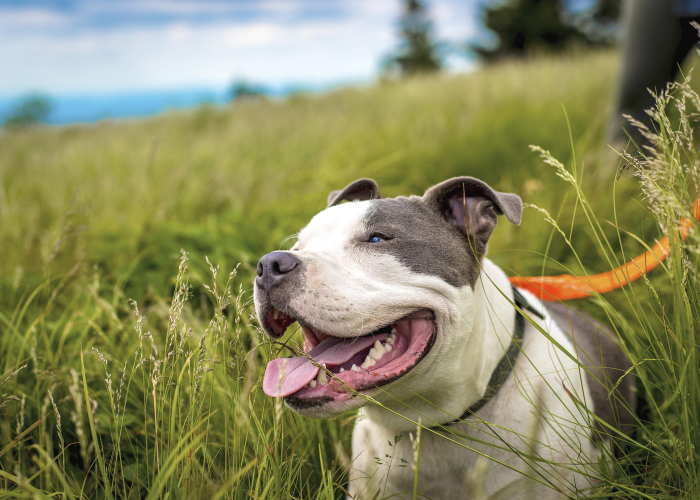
[546,302,636,453]
[362,196,481,288]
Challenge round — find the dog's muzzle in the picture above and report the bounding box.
[255,251,438,406]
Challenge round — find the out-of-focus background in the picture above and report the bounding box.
[3,1,700,499]
[0,0,619,125]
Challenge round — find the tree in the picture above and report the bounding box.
[574,0,621,44]
[383,0,442,76]
[229,81,267,102]
[2,94,52,129]
[472,0,621,61]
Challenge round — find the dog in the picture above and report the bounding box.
[254,177,636,499]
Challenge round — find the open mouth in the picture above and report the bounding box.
[262,308,437,403]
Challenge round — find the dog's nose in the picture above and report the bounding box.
[256,252,300,289]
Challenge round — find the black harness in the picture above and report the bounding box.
[438,285,544,427]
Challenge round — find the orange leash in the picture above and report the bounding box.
[509,198,700,301]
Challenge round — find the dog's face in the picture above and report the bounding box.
[254,177,521,418]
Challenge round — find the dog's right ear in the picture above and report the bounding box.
[327,178,381,207]
[423,177,522,256]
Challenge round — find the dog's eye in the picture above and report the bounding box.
[369,235,387,243]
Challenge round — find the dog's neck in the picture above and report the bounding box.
[468,258,519,405]
[362,258,517,431]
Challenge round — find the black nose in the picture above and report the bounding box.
[256,252,300,289]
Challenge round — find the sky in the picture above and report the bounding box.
[0,0,481,98]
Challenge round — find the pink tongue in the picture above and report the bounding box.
[263,334,386,397]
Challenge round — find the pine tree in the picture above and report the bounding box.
[472,0,620,61]
[384,0,442,76]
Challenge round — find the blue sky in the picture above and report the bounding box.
[1,0,481,98]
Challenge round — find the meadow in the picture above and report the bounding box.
[0,49,698,498]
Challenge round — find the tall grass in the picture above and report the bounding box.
[0,49,698,497]
[479,71,700,497]
[607,72,700,495]
[1,248,353,498]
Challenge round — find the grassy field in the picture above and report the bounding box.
[0,49,698,498]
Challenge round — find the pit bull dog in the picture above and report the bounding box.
[254,177,635,499]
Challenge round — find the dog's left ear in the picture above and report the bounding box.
[327,178,381,207]
[424,177,522,253]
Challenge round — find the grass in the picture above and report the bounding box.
[0,48,698,498]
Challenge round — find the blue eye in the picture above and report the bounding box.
[369,236,384,243]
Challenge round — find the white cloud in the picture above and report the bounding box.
[0,0,477,96]
[0,8,73,29]
[82,0,313,16]
[221,23,288,47]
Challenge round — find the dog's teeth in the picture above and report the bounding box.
[384,343,392,352]
[390,327,397,335]
[369,341,386,360]
[273,308,279,320]
[387,332,396,345]
[317,369,328,386]
[351,364,361,372]
[339,367,345,373]
[309,380,317,388]
[361,355,376,369]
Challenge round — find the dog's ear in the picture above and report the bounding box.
[327,178,381,207]
[423,177,522,254]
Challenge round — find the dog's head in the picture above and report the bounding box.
[254,177,522,418]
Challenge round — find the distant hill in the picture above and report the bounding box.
[0,83,339,125]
